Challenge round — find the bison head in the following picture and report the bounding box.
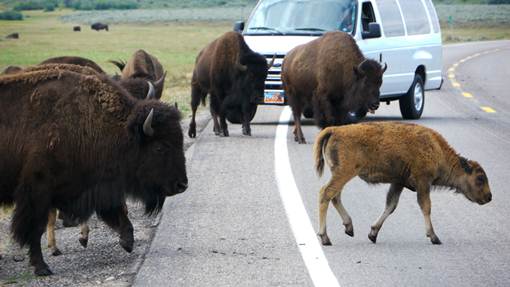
[232,53,273,104]
[128,103,188,214]
[456,158,492,205]
[350,59,386,115]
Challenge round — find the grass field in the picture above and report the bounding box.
[0,10,232,115]
[1,7,509,115]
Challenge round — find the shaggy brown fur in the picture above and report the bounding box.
[282,31,386,144]
[0,68,187,276]
[188,31,270,137]
[313,122,492,246]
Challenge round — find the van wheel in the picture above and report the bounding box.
[399,74,424,119]
[226,105,258,124]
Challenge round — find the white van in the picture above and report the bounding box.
[236,0,443,119]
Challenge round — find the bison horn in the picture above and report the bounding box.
[382,62,388,73]
[154,71,166,87]
[143,108,155,137]
[146,81,156,100]
[268,54,276,68]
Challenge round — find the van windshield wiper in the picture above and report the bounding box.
[293,27,327,32]
[248,26,284,35]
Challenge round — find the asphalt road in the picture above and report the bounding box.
[135,40,510,287]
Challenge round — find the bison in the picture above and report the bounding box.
[91,22,108,31]
[31,63,160,256]
[313,122,492,246]
[282,31,386,144]
[188,31,273,138]
[73,26,81,32]
[0,67,188,276]
[110,49,167,100]
[6,33,19,39]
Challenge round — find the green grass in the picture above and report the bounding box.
[0,10,232,116]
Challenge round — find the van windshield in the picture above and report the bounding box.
[245,0,357,35]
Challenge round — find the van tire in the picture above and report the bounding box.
[226,105,258,124]
[399,74,424,119]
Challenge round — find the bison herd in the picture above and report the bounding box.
[0,30,492,277]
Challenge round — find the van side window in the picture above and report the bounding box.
[423,0,440,33]
[361,2,377,32]
[399,0,431,35]
[375,0,405,37]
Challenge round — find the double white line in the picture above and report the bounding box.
[274,106,340,287]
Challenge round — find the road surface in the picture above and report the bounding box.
[135,40,510,287]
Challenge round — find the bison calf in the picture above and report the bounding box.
[314,122,492,246]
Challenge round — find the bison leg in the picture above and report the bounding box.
[318,171,356,246]
[97,203,134,252]
[368,183,404,243]
[79,223,90,248]
[241,103,252,136]
[417,184,441,245]
[188,84,205,138]
[46,209,62,256]
[12,184,53,276]
[331,193,354,237]
[210,93,223,136]
[219,114,229,137]
[291,105,306,144]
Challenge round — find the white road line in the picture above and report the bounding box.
[274,106,341,287]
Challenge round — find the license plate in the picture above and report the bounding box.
[264,91,285,104]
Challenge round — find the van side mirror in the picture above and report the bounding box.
[362,22,381,39]
[233,21,245,33]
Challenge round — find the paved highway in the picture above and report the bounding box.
[135,40,510,286]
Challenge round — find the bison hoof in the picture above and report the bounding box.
[344,224,354,237]
[298,138,307,144]
[188,125,196,138]
[430,236,442,245]
[368,232,378,244]
[79,237,88,248]
[318,233,332,246]
[120,239,134,253]
[51,248,62,256]
[35,265,53,276]
[222,130,229,137]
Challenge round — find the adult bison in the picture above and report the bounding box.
[0,68,187,276]
[110,49,167,99]
[91,22,108,31]
[188,31,273,138]
[282,31,386,144]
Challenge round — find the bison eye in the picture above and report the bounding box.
[475,175,485,186]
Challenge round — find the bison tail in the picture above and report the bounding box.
[314,127,333,178]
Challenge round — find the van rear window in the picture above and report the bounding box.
[399,0,431,35]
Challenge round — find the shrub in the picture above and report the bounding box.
[71,0,140,10]
[0,10,23,20]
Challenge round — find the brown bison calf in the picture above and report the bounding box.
[314,122,492,246]
[282,31,386,144]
